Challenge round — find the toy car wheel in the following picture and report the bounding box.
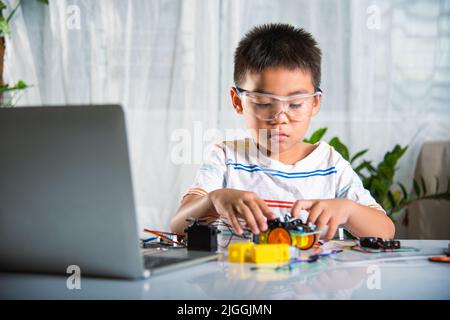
[298,234,316,250]
[267,227,291,245]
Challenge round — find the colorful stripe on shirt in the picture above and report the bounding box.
[226,161,337,179]
[263,199,386,214]
[264,199,295,209]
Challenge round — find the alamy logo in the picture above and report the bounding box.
[366,5,381,30]
[66,265,81,290]
[366,265,381,290]
[66,5,81,30]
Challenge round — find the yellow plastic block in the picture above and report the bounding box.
[228,242,254,263]
[251,244,290,264]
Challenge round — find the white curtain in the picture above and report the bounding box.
[5,0,450,232]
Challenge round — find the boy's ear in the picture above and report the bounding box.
[311,95,321,117]
[230,87,243,114]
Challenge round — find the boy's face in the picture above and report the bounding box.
[230,67,321,155]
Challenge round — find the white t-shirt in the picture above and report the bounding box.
[183,138,385,221]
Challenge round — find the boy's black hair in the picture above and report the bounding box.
[234,23,322,89]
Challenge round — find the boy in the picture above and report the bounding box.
[170,23,395,241]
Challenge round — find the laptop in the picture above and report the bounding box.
[0,105,218,279]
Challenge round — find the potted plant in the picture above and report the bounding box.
[304,127,450,231]
[0,0,48,107]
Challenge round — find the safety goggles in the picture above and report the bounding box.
[235,86,322,122]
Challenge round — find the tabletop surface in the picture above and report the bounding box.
[1,240,449,300]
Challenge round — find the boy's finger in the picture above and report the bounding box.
[292,200,316,213]
[315,212,331,238]
[291,201,302,218]
[225,207,242,235]
[235,203,259,234]
[256,198,276,220]
[291,200,317,218]
[306,203,323,225]
[230,215,243,235]
[245,200,268,231]
[324,222,338,241]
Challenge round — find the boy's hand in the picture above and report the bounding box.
[291,199,355,241]
[208,189,276,235]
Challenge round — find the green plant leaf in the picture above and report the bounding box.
[387,190,397,210]
[350,149,368,164]
[413,179,421,197]
[301,128,450,222]
[381,145,408,169]
[354,160,376,179]
[6,0,22,23]
[420,176,428,196]
[304,127,327,144]
[415,191,450,202]
[329,137,350,161]
[16,80,27,89]
[0,80,29,93]
[0,15,10,36]
[372,178,389,196]
[398,182,408,201]
[0,0,46,37]
[372,145,408,197]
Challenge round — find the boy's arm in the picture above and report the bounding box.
[170,194,218,235]
[324,155,395,239]
[345,201,395,239]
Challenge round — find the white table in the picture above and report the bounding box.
[1,240,449,299]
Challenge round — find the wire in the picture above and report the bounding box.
[214,221,240,249]
[208,218,252,249]
[350,245,419,254]
[142,236,158,243]
[143,229,185,247]
[144,229,179,236]
[210,218,252,234]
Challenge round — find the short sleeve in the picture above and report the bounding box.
[181,143,227,201]
[335,156,386,214]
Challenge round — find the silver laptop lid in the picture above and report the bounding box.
[0,105,145,279]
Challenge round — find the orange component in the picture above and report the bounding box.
[428,256,450,263]
[267,227,291,245]
[297,234,316,250]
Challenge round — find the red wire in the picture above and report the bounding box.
[144,229,179,236]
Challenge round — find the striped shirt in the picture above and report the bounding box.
[183,138,385,222]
